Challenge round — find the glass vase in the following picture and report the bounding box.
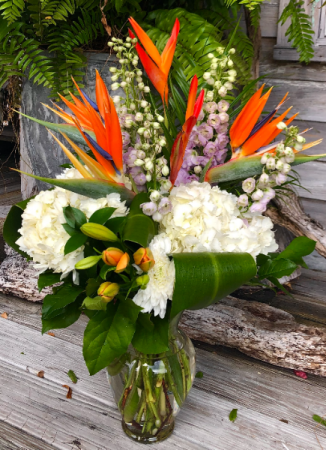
[107,313,196,444]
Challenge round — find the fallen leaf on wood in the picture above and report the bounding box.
[293,370,307,379]
[313,414,326,427]
[229,408,238,423]
[195,371,203,379]
[1,312,8,319]
[37,370,44,378]
[47,332,55,337]
[62,384,72,399]
[67,370,78,384]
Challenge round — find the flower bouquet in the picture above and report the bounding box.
[4,16,324,443]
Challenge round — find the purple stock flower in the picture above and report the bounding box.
[207,114,221,130]
[158,197,172,215]
[203,142,217,158]
[197,123,214,141]
[204,102,218,114]
[134,172,147,185]
[217,100,230,112]
[216,133,229,149]
[122,131,130,148]
[250,201,268,214]
[218,112,229,124]
[197,109,205,121]
[218,124,228,134]
[141,202,157,216]
[175,169,199,186]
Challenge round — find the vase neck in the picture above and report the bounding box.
[168,312,183,337]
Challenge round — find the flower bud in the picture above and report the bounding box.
[152,211,163,222]
[145,173,152,182]
[194,165,202,174]
[161,165,169,176]
[229,48,236,54]
[133,247,155,272]
[134,159,145,166]
[203,72,211,80]
[145,160,154,171]
[276,159,284,171]
[276,121,287,130]
[140,202,157,216]
[111,82,120,91]
[81,223,118,241]
[206,91,214,101]
[282,163,291,174]
[135,112,143,122]
[297,135,305,143]
[242,177,256,194]
[136,150,146,159]
[266,158,276,171]
[260,154,268,165]
[275,173,287,185]
[251,189,264,201]
[102,248,130,273]
[294,142,303,151]
[160,179,172,192]
[218,86,227,97]
[75,255,102,270]
[238,194,248,207]
[150,190,161,202]
[136,274,150,289]
[144,86,150,93]
[97,282,120,303]
[258,173,269,187]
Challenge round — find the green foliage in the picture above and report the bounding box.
[279,0,314,63]
[67,369,78,383]
[229,408,238,422]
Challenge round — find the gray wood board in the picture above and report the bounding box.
[1,317,326,450]
[0,421,56,450]
[261,0,279,38]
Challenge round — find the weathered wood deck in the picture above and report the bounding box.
[1,285,326,450]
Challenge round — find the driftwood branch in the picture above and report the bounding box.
[266,190,326,258]
[180,297,326,376]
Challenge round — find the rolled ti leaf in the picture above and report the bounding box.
[15,170,135,205]
[171,252,257,318]
[205,153,326,184]
[19,111,96,146]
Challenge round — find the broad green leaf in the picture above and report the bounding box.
[38,271,62,292]
[63,206,86,229]
[82,296,107,311]
[83,299,141,375]
[123,383,140,423]
[123,193,156,248]
[205,153,326,184]
[42,297,83,334]
[16,170,135,205]
[99,264,115,280]
[62,223,80,236]
[42,285,84,320]
[171,252,256,318]
[105,216,126,234]
[85,278,101,297]
[276,236,316,268]
[132,314,169,354]
[258,258,297,280]
[229,409,238,422]
[64,233,88,255]
[89,207,116,225]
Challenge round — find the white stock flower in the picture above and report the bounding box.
[132,235,175,318]
[16,168,128,277]
[160,181,278,258]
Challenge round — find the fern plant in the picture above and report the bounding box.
[279,0,314,63]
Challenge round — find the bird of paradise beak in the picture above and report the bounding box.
[44,70,124,185]
[170,75,205,186]
[205,85,323,183]
[128,16,180,105]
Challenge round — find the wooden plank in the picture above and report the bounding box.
[260,37,326,82]
[264,78,326,122]
[301,198,326,228]
[261,0,279,38]
[1,318,326,450]
[294,160,326,201]
[274,46,326,62]
[0,421,56,450]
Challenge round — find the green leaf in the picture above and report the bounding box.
[258,258,297,280]
[85,278,101,297]
[42,297,83,334]
[313,414,326,427]
[171,252,257,318]
[42,285,84,320]
[89,207,116,225]
[83,299,141,375]
[123,383,140,423]
[132,313,169,354]
[16,170,136,205]
[99,264,115,280]
[67,370,78,384]
[64,233,88,255]
[122,193,156,248]
[62,223,80,236]
[63,206,86,229]
[82,296,107,311]
[195,371,203,379]
[38,271,61,292]
[276,236,316,268]
[229,408,238,422]
[105,216,126,234]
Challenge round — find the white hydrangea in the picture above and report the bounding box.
[160,181,278,258]
[16,168,128,277]
[132,234,175,319]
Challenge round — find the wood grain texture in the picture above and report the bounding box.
[0,421,56,450]
[1,317,326,449]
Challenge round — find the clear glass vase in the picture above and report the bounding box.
[107,313,196,444]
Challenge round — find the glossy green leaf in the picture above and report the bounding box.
[132,314,169,354]
[276,236,316,268]
[205,153,326,184]
[171,252,257,318]
[83,299,141,375]
[38,271,62,292]
[42,285,84,320]
[258,258,297,280]
[63,206,86,229]
[105,217,126,235]
[82,296,107,311]
[122,193,156,248]
[89,207,116,225]
[62,223,80,236]
[99,265,115,280]
[42,297,83,334]
[16,170,136,205]
[85,278,101,297]
[64,233,88,255]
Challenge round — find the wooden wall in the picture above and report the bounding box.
[260,0,326,269]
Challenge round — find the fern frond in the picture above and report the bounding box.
[0,0,25,23]
[279,0,314,63]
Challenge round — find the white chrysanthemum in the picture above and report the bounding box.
[16,168,128,276]
[160,181,278,258]
[132,235,175,319]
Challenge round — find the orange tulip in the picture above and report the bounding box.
[170,75,205,186]
[230,87,299,159]
[133,247,155,272]
[102,248,130,273]
[129,17,180,104]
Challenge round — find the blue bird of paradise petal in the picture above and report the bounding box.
[84,132,121,176]
[80,89,99,112]
[248,109,276,140]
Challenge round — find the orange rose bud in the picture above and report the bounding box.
[102,247,124,266]
[97,282,120,303]
[115,252,130,273]
[133,247,155,272]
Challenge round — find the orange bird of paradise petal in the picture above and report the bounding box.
[129,17,180,104]
[170,77,204,186]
